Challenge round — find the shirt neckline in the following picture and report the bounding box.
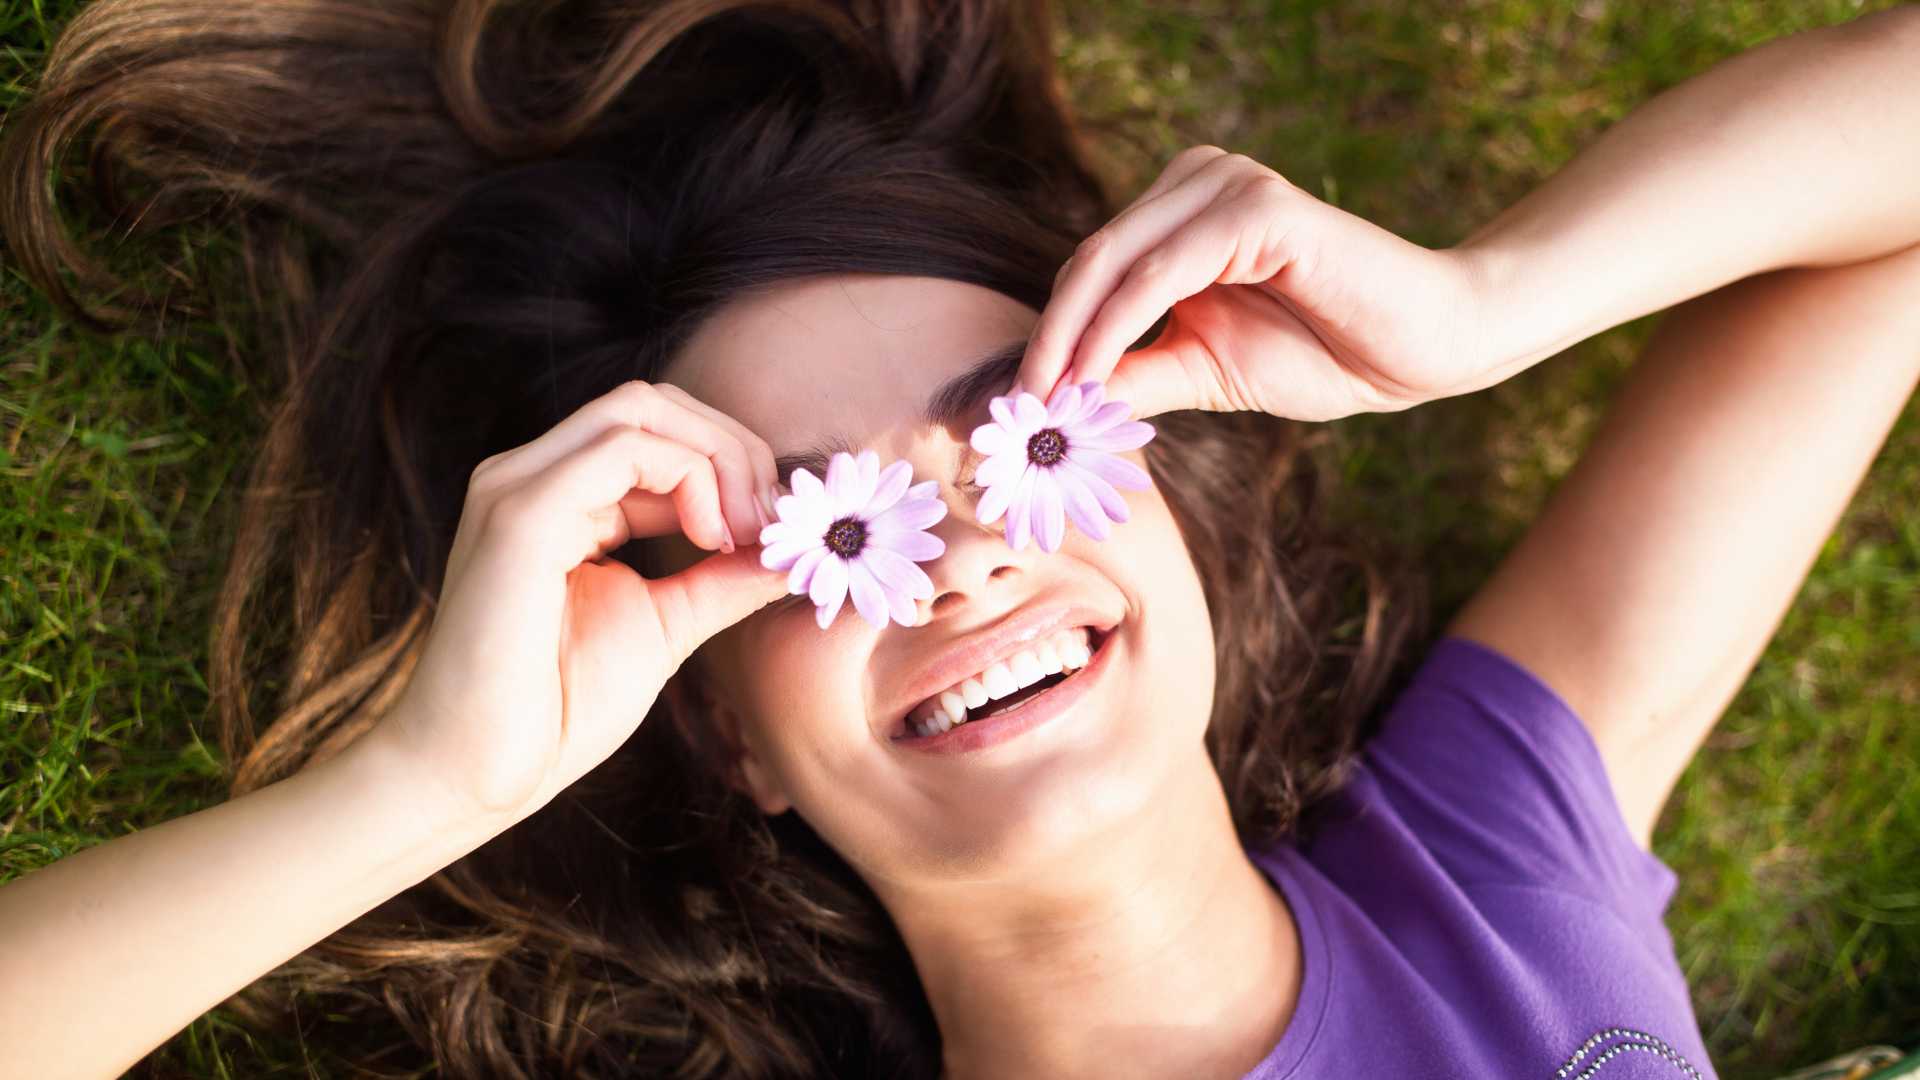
[1241,841,1331,1077]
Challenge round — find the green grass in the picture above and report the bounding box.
[3,1,1916,1077]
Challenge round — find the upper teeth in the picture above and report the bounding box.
[906,627,1095,738]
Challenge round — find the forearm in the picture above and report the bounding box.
[0,721,511,1079]
[1458,6,1920,371]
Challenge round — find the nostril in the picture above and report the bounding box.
[988,565,1016,580]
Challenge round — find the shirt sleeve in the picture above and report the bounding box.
[1356,634,1680,927]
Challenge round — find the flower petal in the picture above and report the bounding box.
[1044,382,1082,425]
[1067,446,1151,490]
[861,459,913,518]
[1073,399,1133,434]
[988,395,1024,434]
[862,545,934,599]
[885,586,918,627]
[826,451,877,515]
[808,552,849,610]
[815,586,846,630]
[975,462,1022,525]
[1054,466,1111,541]
[772,493,832,534]
[1067,420,1155,453]
[1061,457,1131,523]
[790,467,824,501]
[876,529,944,562]
[970,420,1016,456]
[972,450,1025,490]
[787,544,830,595]
[1012,392,1048,431]
[1004,466,1039,550]
[906,479,939,501]
[760,535,823,571]
[847,560,890,630]
[868,494,947,535]
[1033,470,1066,552]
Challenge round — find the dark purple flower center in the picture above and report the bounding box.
[1026,427,1068,467]
[824,517,868,558]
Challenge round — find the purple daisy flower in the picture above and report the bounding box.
[967,381,1155,552]
[757,450,947,630]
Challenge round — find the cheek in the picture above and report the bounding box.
[731,616,874,772]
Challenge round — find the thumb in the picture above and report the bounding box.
[646,547,792,666]
[1102,342,1204,421]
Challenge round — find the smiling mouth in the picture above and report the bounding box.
[895,623,1114,740]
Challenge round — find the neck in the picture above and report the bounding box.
[877,745,1304,1080]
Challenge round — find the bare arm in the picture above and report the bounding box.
[0,721,511,1079]
[1463,6,1920,374]
[1447,7,1920,846]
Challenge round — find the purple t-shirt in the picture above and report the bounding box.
[1241,635,1716,1078]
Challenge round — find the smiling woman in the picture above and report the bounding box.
[0,0,1421,1075]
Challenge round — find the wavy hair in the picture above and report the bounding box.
[1,0,1429,1074]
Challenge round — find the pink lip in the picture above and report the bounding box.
[884,601,1118,739]
[890,622,1116,754]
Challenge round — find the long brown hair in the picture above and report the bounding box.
[2,0,1429,1074]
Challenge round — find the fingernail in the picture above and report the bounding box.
[720,517,737,554]
[759,485,780,524]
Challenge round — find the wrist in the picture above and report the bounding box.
[341,716,524,843]
[1448,233,1612,383]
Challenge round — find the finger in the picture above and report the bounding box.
[504,424,733,572]
[1014,151,1251,401]
[651,382,780,527]
[1124,144,1233,212]
[644,545,795,668]
[1066,190,1287,389]
[1099,337,1206,421]
[475,380,765,545]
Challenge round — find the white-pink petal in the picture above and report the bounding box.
[1044,383,1082,425]
[847,560,889,630]
[972,450,1025,490]
[760,535,821,571]
[868,494,946,535]
[1053,466,1111,541]
[877,530,944,562]
[808,552,848,610]
[1067,420,1154,453]
[1068,446,1150,490]
[970,422,1015,456]
[1061,457,1131,523]
[1012,393,1048,431]
[787,545,829,595]
[1004,466,1039,550]
[1032,470,1065,552]
[789,467,825,501]
[861,459,913,518]
[861,546,934,600]
[825,450,878,515]
[1073,399,1133,434]
[988,396,1022,434]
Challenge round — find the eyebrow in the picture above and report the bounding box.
[772,338,1027,486]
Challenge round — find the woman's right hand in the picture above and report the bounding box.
[376,380,793,825]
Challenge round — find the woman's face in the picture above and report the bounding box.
[661,272,1216,889]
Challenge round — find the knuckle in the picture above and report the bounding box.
[1073,231,1108,261]
[613,378,659,408]
[1129,253,1172,284]
[480,485,542,538]
[1174,143,1228,166]
[1233,173,1294,205]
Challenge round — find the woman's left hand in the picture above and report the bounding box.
[1013,145,1507,422]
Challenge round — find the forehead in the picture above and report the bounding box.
[665,273,1038,458]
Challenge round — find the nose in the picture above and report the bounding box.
[916,501,1030,622]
